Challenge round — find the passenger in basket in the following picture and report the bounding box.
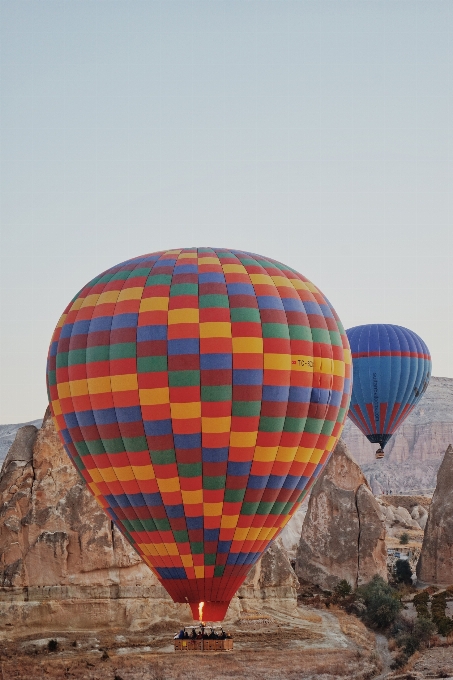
[178,629,185,639]
[190,628,196,639]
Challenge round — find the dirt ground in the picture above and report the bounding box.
[0,606,380,680]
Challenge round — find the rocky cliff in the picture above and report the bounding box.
[417,444,453,585]
[295,440,387,591]
[0,411,297,638]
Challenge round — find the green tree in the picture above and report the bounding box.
[356,575,402,629]
[335,580,353,598]
[399,532,409,545]
[395,558,412,585]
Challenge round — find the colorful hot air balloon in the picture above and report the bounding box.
[346,324,431,459]
[47,248,351,621]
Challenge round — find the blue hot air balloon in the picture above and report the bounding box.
[346,324,431,459]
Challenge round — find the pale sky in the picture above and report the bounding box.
[1,0,452,424]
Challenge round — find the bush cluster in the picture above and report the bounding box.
[413,590,430,619]
[431,591,453,637]
[356,575,402,629]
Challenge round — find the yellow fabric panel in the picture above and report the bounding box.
[114,466,136,482]
[244,527,261,541]
[291,356,315,372]
[275,446,298,462]
[81,293,100,308]
[178,252,197,258]
[68,298,84,312]
[164,543,180,556]
[229,431,258,447]
[69,379,89,397]
[203,502,223,516]
[181,554,194,567]
[99,467,119,483]
[88,468,104,483]
[312,357,345,377]
[132,464,155,480]
[202,416,231,433]
[249,274,274,285]
[270,275,294,288]
[57,382,71,399]
[257,527,273,540]
[294,447,313,463]
[97,290,120,305]
[199,322,231,338]
[182,489,203,504]
[343,348,352,365]
[264,353,291,370]
[194,566,205,578]
[139,387,170,405]
[309,448,325,464]
[155,544,171,556]
[197,257,218,264]
[52,399,62,416]
[88,482,102,496]
[171,401,201,419]
[220,514,239,528]
[87,377,112,394]
[168,308,199,324]
[232,337,263,354]
[56,313,67,328]
[253,446,279,461]
[140,296,169,312]
[111,374,138,392]
[305,281,320,293]
[233,528,249,541]
[117,287,143,302]
[157,477,180,493]
[222,264,246,273]
[287,278,309,291]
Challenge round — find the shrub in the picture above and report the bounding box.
[395,558,413,585]
[395,617,436,657]
[431,592,453,637]
[47,639,58,652]
[356,575,402,629]
[335,579,353,598]
[413,590,431,619]
[399,532,409,545]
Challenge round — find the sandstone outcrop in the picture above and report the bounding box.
[295,440,387,591]
[417,444,453,585]
[0,411,297,638]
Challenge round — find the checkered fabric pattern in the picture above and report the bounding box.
[47,248,351,621]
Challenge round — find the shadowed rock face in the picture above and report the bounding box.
[417,444,453,585]
[295,440,387,591]
[0,411,297,637]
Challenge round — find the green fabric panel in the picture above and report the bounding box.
[173,530,189,543]
[137,356,167,373]
[87,438,108,455]
[190,542,204,554]
[321,420,335,436]
[259,416,285,432]
[224,488,245,503]
[230,308,261,323]
[47,371,56,386]
[101,437,126,454]
[199,295,229,308]
[214,565,225,577]
[256,502,273,515]
[232,401,261,417]
[68,349,86,366]
[201,385,232,402]
[329,330,342,346]
[204,553,216,566]
[169,371,200,387]
[270,502,286,515]
[151,449,176,465]
[110,342,136,360]
[310,328,331,344]
[74,440,90,457]
[56,352,69,368]
[240,502,260,515]
[73,456,86,470]
[203,476,226,490]
[145,274,172,286]
[124,518,157,532]
[154,517,171,531]
[178,462,202,477]
[283,417,307,433]
[86,345,110,362]
[123,436,148,452]
[304,417,324,434]
[170,283,198,296]
[288,325,313,341]
[261,323,289,339]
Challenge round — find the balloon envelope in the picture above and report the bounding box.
[346,324,431,450]
[47,248,351,621]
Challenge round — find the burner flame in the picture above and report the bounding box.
[198,601,204,622]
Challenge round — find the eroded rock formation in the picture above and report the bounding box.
[0,411,298,637]
[295,439,387,591]
[417,444,453,585]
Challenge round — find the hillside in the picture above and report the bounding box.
[0,419,42,468]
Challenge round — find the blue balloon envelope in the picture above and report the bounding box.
[346,324,431,455]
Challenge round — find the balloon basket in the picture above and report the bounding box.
[375,448,385,459]
[174,625,233,652]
